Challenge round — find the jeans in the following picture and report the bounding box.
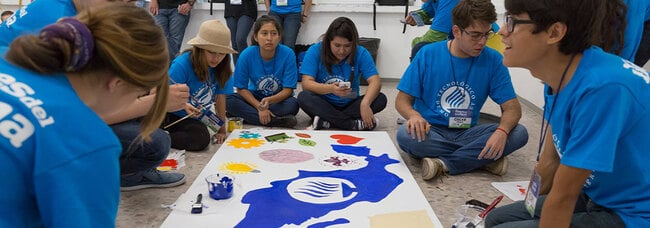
[268,12,301,50]
[155,8,191,60]
[226,15,255,64]
[396,123,528,175]
[162,113,210,151]
[226,93,300,126]
[485,194,625,228]
[110,119,170,175]
[297,90,387,130]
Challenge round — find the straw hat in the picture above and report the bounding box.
[187,20,237,54]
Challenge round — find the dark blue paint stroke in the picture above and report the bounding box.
[308,218,351,228]
[235,145,404,227]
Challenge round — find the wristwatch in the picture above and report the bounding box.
[188,0,195,6]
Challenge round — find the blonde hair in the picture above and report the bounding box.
[6,2,169,141]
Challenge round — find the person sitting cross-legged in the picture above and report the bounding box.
[395,0,528,180]
[297,17,387,131]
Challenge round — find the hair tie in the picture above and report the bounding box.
[39,17,94,72]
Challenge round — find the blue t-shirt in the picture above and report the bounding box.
[169,52,234,119]
[397,41,515,126]
[233,44,297,98]
[543,46,650,227]
[619,0,650,61]
[425,0,459,34]
[269,0,302,14]
[0,59,121,227]
[0,0,77,47]
[300,42,379,107]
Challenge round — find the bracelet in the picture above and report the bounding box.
[187,1,194,6]
[496,127,509,136]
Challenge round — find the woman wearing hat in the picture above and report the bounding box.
[164,20,236,151]
[226,15,300,128]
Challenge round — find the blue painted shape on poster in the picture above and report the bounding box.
[308,218,350,228]
[235,145,404,227]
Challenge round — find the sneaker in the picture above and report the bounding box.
[352,117,379,131]
[311,116,331,130]
[421,157,446,180]
[269,115,297,128]
[483,157,509,176]
[120,169,186,191]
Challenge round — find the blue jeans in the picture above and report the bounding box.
[485,194,625,228]
[226,93,299,126]
[268,12,301,50]
[226,15,255,64]
[297,90,387,130]
[155,8,191,60]
[396,123,528,175]
[111,119,170,175]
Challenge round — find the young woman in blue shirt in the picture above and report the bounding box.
[0,3,169,226]
[165,20,236,151]
[226,15,300,128]
[298,17,387,131]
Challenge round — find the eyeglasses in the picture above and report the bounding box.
[505,15,535,33]
[459,28,495,41]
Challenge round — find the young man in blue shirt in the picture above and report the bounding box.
[395,0,528,181]
[485,0,650,227]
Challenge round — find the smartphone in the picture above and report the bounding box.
[339,81,351,89]
[465,199,489,209]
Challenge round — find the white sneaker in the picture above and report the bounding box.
[310,116,331,130]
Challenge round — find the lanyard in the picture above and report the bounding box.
[448,39,475,97]
[536,53,577,160]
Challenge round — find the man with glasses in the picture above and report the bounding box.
[395,0,528,181]
[485,0,650,227]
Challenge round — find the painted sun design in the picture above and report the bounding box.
[239,131,261,139]
[226,138,265,149]
[220,162,260,174]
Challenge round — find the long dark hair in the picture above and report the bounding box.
[595,0,626,55]
[320,17,359,75]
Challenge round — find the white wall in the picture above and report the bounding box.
[183,1,547,107]
[183,3,428,79]
[5,1,650,109]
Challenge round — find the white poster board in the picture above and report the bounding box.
[162,130,442,228]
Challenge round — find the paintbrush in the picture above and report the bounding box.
[191,193,203,214]
[163,113,193,129]
[163,103,215,129]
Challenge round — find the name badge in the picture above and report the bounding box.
[524,170,542,218]
[448,108,472,128]
[230,0,242,5]
[201,110,225,133]
[276,0,288,6]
